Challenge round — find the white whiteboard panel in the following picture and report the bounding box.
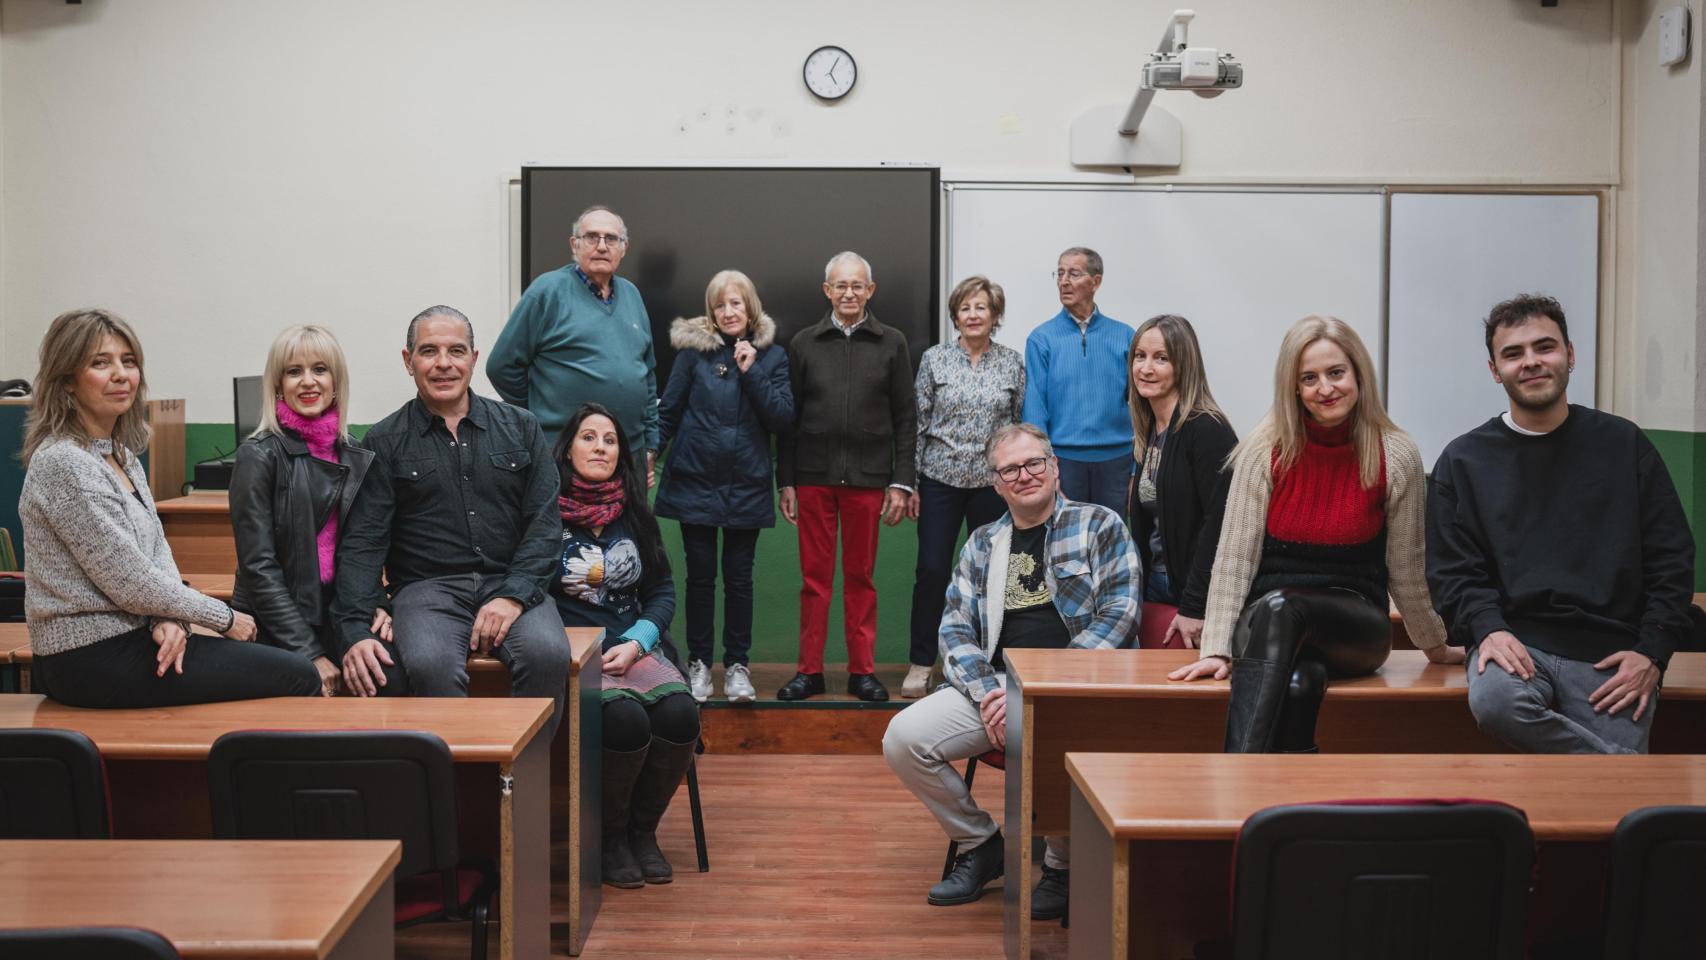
[946,186,1385,437]
[1388,193,1599,470]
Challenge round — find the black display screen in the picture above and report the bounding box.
[520,166,941,383]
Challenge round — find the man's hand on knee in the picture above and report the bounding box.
[471,597,525,655]
[1589,650,1660,721]
[1477,631,1535,680]
[979,689,1007,750]
[342,638,394,697]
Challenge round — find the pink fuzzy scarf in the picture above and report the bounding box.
[276,399,342,584]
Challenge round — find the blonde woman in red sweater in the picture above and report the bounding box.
[1168,316,1463,752]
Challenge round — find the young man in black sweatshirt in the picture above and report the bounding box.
[1426,294,1696,754]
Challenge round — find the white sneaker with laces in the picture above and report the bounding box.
[723,663,756,704]
[688,659,712,703]
[902,663,933,699]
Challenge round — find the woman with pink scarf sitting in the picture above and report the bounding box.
[553,402,701,890]
[230,325,386,697]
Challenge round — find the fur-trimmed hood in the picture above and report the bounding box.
[669,313,777,353]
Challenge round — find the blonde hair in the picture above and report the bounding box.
[704,270,764,337]
[1128,314,1225,461]
[255,325,352,442]
[22,309,150,468]
[1230,315,1401,489]
[948,275,1006,332]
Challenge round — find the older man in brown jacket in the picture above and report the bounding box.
[777,250,917,702]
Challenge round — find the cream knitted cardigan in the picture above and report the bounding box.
[1199,429,1447,660]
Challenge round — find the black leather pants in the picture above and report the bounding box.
[1223,588,1390,753]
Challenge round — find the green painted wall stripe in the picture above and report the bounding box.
[1646,428,1706,591]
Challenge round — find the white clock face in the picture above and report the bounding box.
[803,46,856,100]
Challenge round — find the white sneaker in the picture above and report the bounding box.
[902,663,933,699]
[688,659,712,703]
[723,663,756,704]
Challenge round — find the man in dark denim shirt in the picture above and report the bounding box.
[332,305,570,732]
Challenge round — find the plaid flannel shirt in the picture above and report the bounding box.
[939,495,1142,702]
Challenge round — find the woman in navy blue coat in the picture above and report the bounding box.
[655,270,793,704]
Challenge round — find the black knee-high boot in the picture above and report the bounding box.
[1224,658,1290,753]
[601,745,649,888]
[1274,654,1328,753]
[627,735,697,884]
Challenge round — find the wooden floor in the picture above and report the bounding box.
[397,754,1069,959]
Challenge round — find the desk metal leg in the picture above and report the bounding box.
[1068,786,1126,960]
[566,650,603,955]
[501,732,550,960]
[328,873,395,960]
[1005,680,1032,960]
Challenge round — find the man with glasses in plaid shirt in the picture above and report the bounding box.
[489,205,660,484]
[883,422,1141,918]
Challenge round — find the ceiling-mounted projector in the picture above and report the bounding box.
[1071,8,1244,167]
[1142,39,1243,97]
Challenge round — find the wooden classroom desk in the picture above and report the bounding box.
[182,572,235,600]
[0,622,608,956]
[0,839,398,959]
[155,490,236,575]
[1000,647,1706,960]
[1065,752,1706,960]
[0,693,552,960]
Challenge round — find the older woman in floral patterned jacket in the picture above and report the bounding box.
[903,275,1027,698]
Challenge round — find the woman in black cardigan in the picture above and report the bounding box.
[1126,314,1237,648]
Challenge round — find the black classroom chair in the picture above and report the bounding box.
[1602,804,1706,960]
[0,728,110,839]
[207,730,495,960]
[0,926,180,959]
[1202,800,1533,960]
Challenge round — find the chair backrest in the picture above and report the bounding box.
[0,926,180,959]
[1603,805,1706,960]
[1232,802,1533,960]
[0,571,23,622]
[207,730,459,880]
[1137,601,1179,649]
[0,728,110,839]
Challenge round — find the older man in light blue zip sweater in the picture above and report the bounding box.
[1021,246,1136,516]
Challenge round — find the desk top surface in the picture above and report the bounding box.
[1006,648,1706,701]
[1066,752,1706,841]
[0,693,550,761]
[0,622,603,674]
[0,839,399,958]
[154,490,233,513]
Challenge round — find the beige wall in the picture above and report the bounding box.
[0,0,1630,421]
[1616,0,1702,432]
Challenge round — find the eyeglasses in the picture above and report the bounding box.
[576,232,627,248]
[829,282,870,295]
[993,456,1050,483]
[1052,269,1092,282]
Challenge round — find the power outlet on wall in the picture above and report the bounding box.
[1658,6,1690,67]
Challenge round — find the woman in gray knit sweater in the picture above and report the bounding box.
[19,309,320,708]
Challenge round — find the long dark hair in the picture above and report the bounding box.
[553,402,670,578]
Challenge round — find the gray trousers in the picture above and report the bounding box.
[391,573,572,738]
[883,685,1069,869]
[1465,643,1656,755]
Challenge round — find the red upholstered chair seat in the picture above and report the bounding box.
[394,867,492,925]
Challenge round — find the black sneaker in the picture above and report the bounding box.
[1031,864,1069,922]
[928,830,1005,906]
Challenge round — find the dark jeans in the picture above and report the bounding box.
[908,476,1008,667]
[1223,588,1391,753]
[390,573,572,738]
[604,693,702,752]
[34,625,322,708]
[1056,453,1134,516]
[679,524,760,667]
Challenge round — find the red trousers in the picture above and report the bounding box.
[795,484,883,675]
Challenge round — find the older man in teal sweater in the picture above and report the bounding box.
[488,205,659,476]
